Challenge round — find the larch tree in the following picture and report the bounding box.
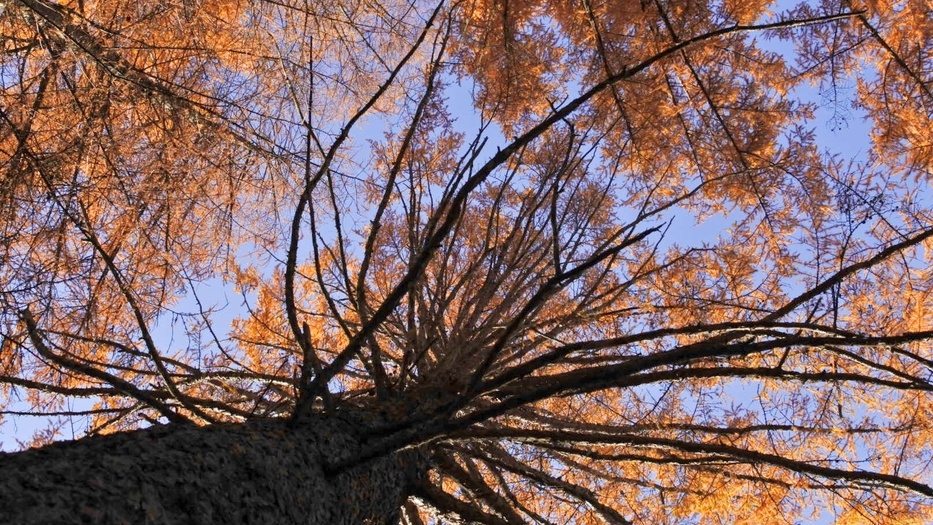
[0,0,931,523]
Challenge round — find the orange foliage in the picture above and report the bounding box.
[2,0,933,522]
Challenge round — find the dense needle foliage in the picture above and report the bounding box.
[1,0,933,522]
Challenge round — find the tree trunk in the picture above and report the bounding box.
[0,412,425,524]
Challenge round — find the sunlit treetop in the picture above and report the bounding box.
[1,0,933,522]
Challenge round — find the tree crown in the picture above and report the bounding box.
[1,0,933,522]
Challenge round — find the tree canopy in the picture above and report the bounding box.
[1,0,933,522]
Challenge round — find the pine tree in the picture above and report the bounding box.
[1,1,932,523]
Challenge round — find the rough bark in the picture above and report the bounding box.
[0,411,425,524]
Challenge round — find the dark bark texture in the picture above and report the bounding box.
[0,411,425,524]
